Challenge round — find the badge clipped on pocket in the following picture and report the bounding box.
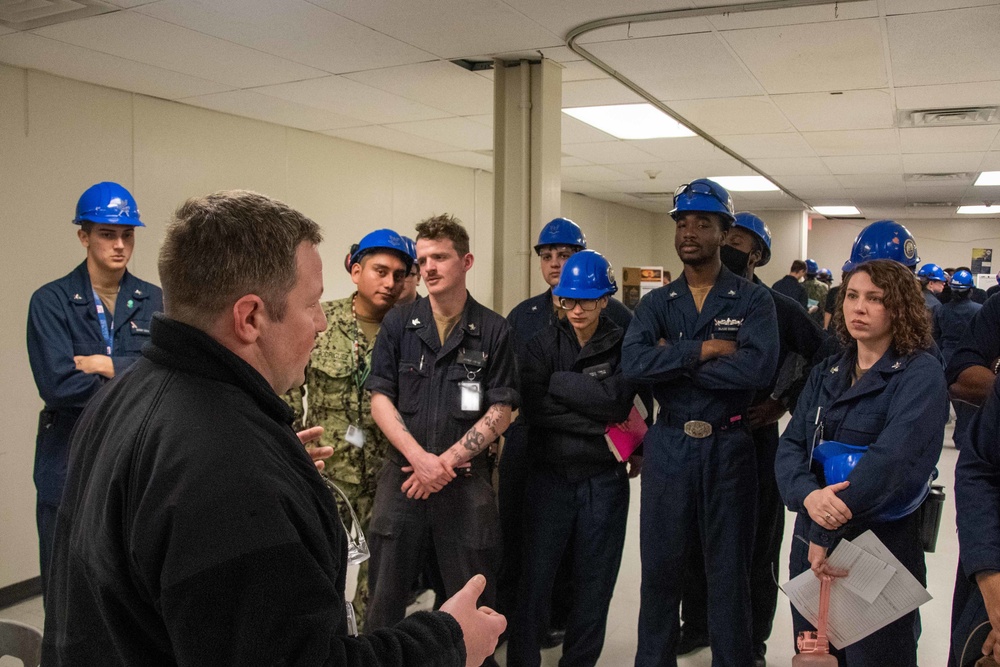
[345,424,365,448]
[459,381,482,412]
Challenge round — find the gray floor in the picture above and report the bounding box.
[0,419,962,666]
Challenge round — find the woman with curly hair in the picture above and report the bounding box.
[775,259,948,665]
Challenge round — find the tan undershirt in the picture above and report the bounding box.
[434,312,462,345]
[356,313,380,342]
[690,285,712,313]
[94,285,119,318]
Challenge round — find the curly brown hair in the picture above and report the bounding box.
[415,214,469,256]
[832,259,932,356]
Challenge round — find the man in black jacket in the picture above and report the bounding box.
[42,190,504,667]
[507,250,639,667]
[771,259,809,310]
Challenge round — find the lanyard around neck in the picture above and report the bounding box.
[92,288,115,355]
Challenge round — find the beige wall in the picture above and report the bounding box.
[1,64,659,589]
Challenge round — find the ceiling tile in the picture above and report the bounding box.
[136,0,433,73]
[387,116,493,151]
[561,141,659,165]
[103,0,161,6]
[887,6,1000,86]
[803,129,900,156]
[538,46,581,63]
[902,153,989,174]
[558,59,608,83]
[723,18,887,94]
[899,126,1000,154]
[562,156,591,167]
[562,79,645,107]
[183,90,368,132]
[345,61,493,116]
[423,151,494,171]
[0,32,232,99]
[32,10,328,88]
[772,89,893,132]
[821,154,903,174]
[587,33,764,101]
[778,175,843,190]
[312,0,562,59]
[669,96,794,135]
[561,115,617,144]
[894,81,1000,110]
[502,0,695,43]
[631,137,732,162]
[255,76,451,124]
[561,165,632,182]
[751,157,832,176]
[884,0,999,16]
[575,17,713,45]
[467,114,493,127]
[836,173,905,189]
[843,189,908,206]
[0,26,14,36]
[610,163,688,181]
[707,1,878,30]
[716,133,816,158]
[323,124,463,155]
[904,183,971,199]
[982,152,1000,169]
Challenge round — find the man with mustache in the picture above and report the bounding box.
[27,181,162,603]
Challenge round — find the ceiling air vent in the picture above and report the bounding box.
[908,201,959,208]
[904,172,975,182]
[0,0,118,31]
[898,107,999,127]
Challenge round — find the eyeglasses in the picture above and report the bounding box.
[673,181,733,211]
[324,478,369,565]
[558,297,600,311]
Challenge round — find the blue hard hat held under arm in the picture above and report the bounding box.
[553,249,618,300]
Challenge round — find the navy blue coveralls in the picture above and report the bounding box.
[934,296,982,450]
[682,281,827,658]
[499,289,632,619]
[946,295,1000,666]
[775,347,947,666]
[508,314,637,667]
[954,375,1000,667]
[622,266,779,667]
[365,292,519,630]
[26,261,162,595]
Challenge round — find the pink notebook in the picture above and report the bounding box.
[605,396,648,462]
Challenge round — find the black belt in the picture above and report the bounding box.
[660,412,747,438]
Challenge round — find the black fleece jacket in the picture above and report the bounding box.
[42,315,465,667]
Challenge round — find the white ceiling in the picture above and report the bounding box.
[1,0,999,219]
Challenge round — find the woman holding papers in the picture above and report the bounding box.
[507,250,641,667]
[776,259,948,665]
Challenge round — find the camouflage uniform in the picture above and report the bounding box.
[802,277,829,327]
[285,294,390,629]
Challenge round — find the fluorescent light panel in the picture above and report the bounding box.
[707,175,778,192]
[957,205,1000,214]
[975,171,1000,186]
[813,205,861,216]
[562,104,695,139]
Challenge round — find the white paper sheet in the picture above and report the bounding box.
[825,537,897,604]
[781,530,932,649]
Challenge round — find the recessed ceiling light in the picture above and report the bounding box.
[813,205,861,216]
[974,171,1000,186]
[957,205,1000,215]
[562,104,695,139]
[707,176,778,191]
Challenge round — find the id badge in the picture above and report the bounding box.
[459,381,482,412]
[345,424,365,448]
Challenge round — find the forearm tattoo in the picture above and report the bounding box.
[462,427,487,453]
[394,411,410,434]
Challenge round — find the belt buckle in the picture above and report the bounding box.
[684,420,712,438]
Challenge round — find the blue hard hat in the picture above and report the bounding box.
[842,220,919,272]
[401,236,418,261]
[732,212,771,267]
[818,268,833,282]
[671,179,735,226]
[812,439,934,523]
[552,250,618,300]
[805,259,819,275]
[950,269,975,290]
[917,263,946,283]
[535,217,587,254]
[73,182,143,227]
[350,229,413,271]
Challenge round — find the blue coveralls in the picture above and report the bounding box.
[365,293,519,630]
[26,261,162,596]
[954,375,1000,667]
[499,290,632,619]
[945,295,1000,665]
[934,297,982,450]
[622,266,779,667]
[775,347,947,666]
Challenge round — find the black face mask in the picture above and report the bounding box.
[720,244,751,277]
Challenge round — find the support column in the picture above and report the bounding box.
[492,58,562,316]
